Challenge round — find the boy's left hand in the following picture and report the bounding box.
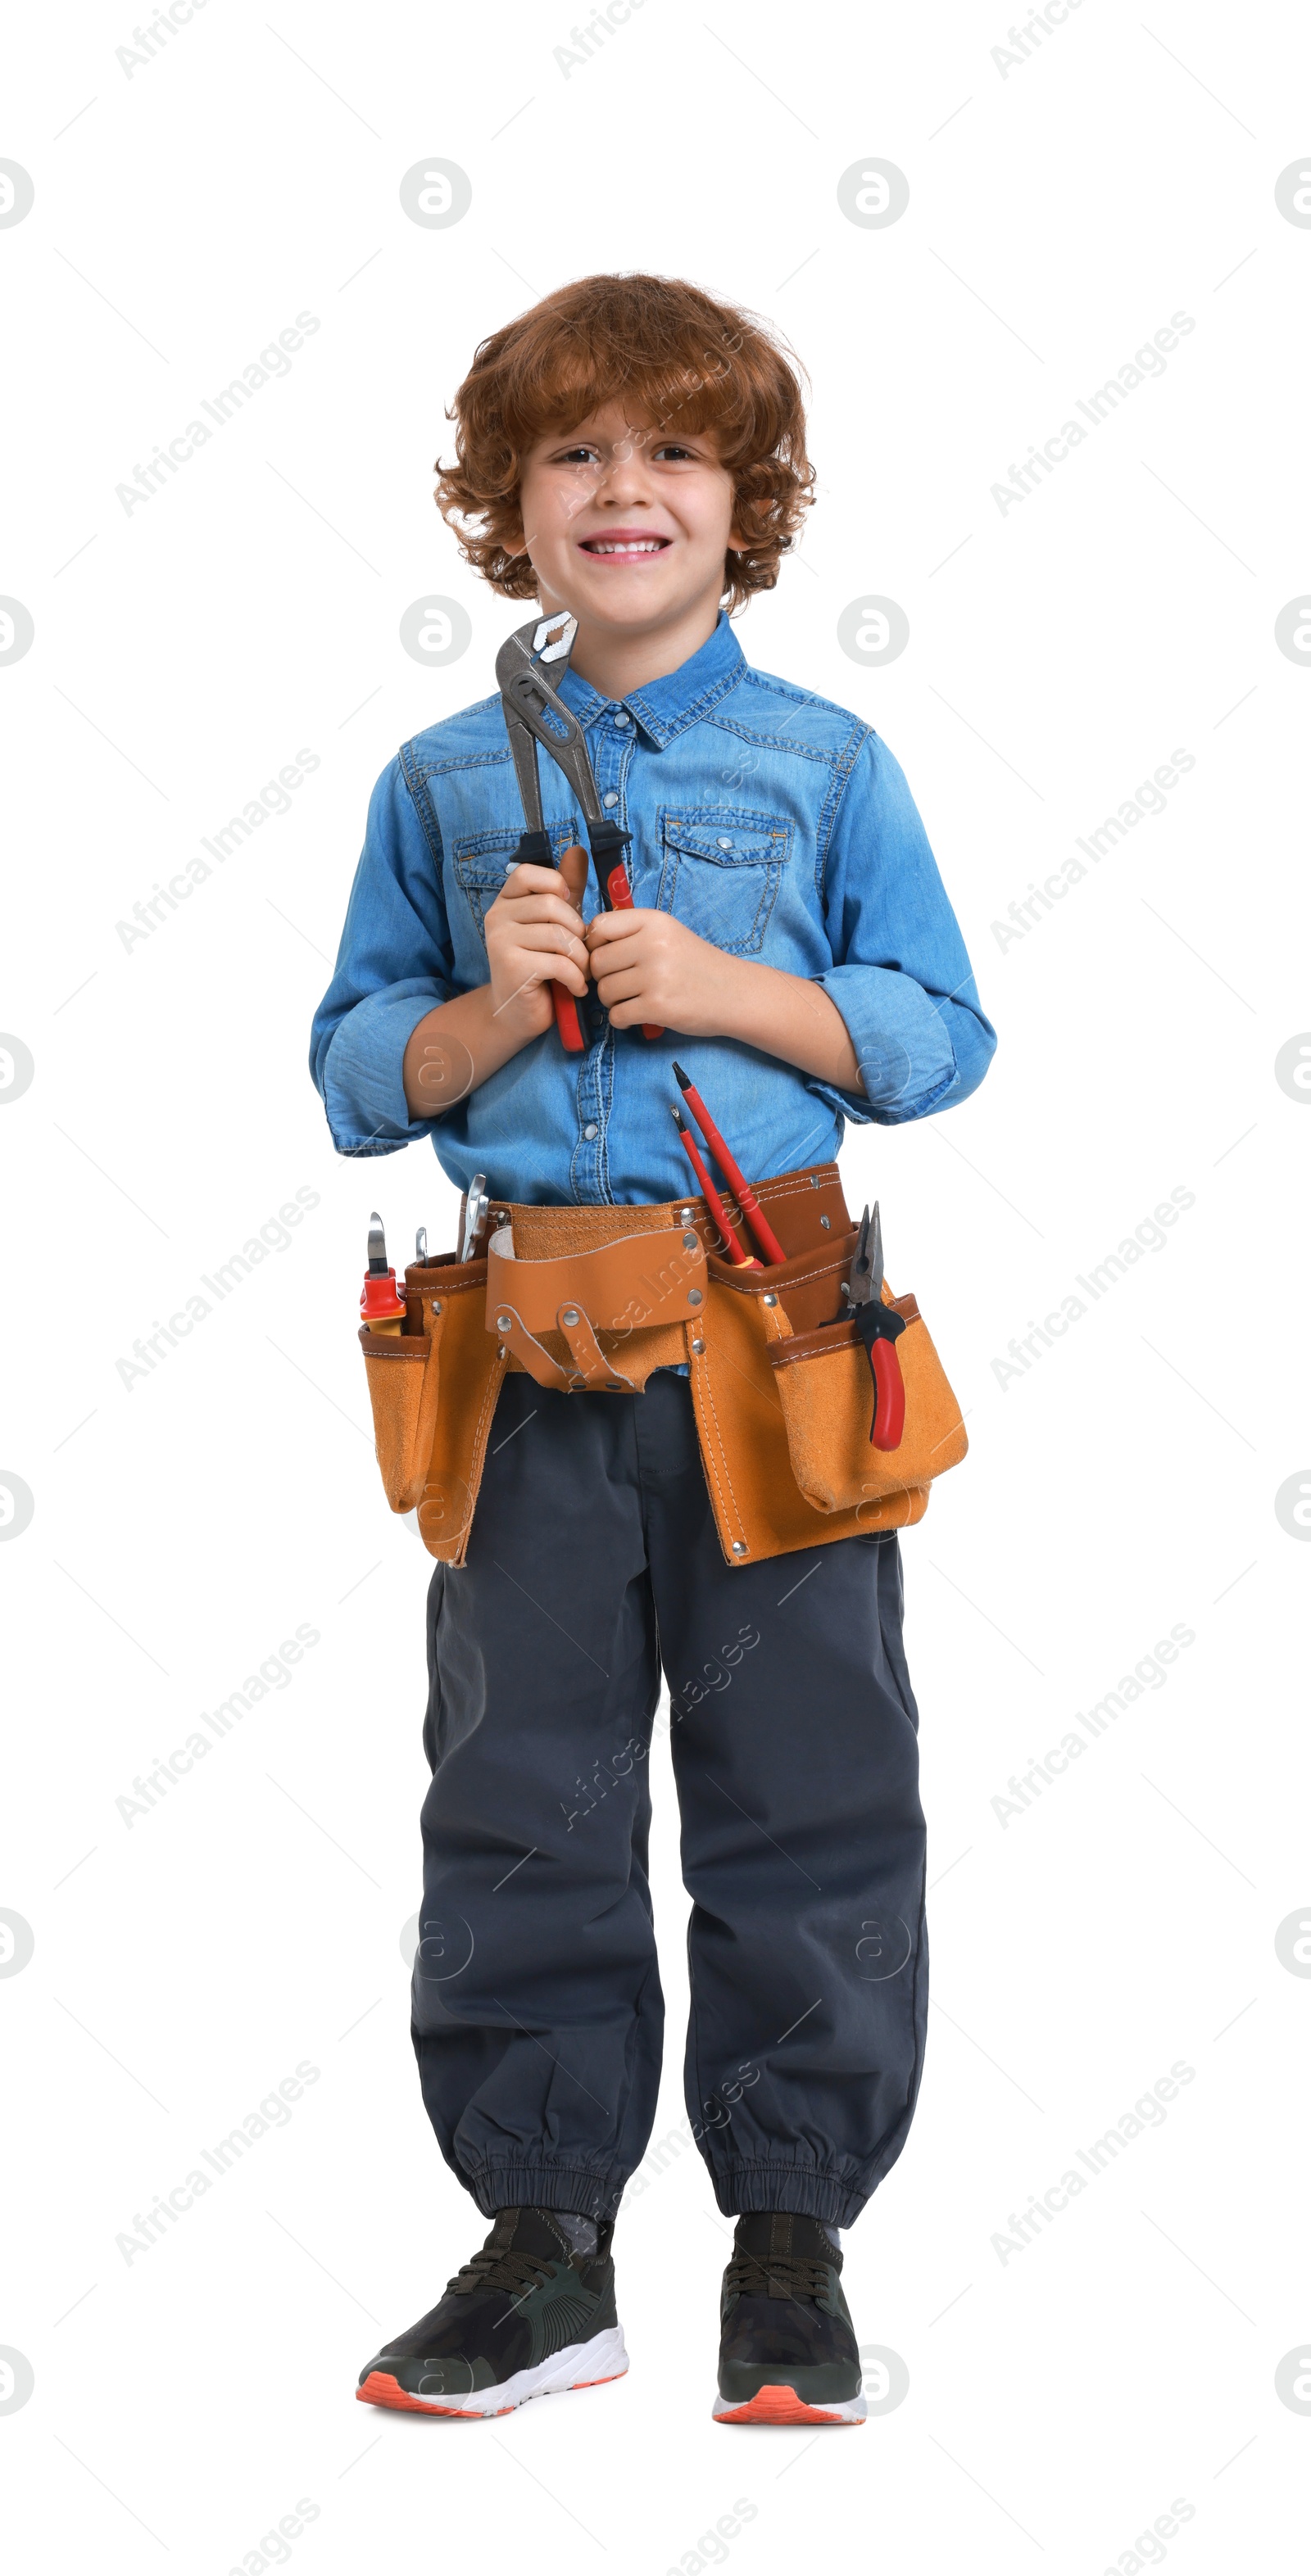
[586,905,734,1034]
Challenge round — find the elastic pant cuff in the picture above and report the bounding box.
[707,2160,869,2229]
[462,2161,625,2225]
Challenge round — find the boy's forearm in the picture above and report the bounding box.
[402,956,862,1120]
[714,958,864,1093]
[402,986,535,1119]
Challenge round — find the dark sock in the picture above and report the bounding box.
[552,2211,599,2259]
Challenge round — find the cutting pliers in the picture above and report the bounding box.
[495,612,660,1049]
[846,1202,906,1451]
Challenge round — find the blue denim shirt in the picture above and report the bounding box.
[310,613,996,1204]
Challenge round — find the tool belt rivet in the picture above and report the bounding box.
[732,1541,748,1555]
[763,1293,778,1307]
[687,1288,702,1306]
[683,1231,698,1252]
[819,1214,831,1229]
[561,1306,579,1326]
[431,1299,442,1316]
[497,1313,511,1332]
[692,1337,705,1353]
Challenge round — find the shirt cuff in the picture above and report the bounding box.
[810,965,959,1126]
[317,983,451,1155]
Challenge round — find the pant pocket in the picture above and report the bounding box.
[875,1535,919,1730]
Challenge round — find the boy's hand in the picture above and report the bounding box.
[586,905,733,1034]
[483,846,592,1036]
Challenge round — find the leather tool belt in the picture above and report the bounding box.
[358,1163,967,1569]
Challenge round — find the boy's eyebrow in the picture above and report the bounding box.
[539,419,716,455]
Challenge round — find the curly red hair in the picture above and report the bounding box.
[434,272,814,612]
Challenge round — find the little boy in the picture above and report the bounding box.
[311,272,995,2425]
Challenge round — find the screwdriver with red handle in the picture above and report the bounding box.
[672,1107,758,1266]
[671,1062,786,1265]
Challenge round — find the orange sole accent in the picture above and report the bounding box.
[356,2370,505,2415]
[715,2384,864,2426]
[356,2365,628,2416]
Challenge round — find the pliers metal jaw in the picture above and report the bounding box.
[846,1202,906,1451]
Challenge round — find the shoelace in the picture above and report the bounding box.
[725,2251,833,2302]
[445,2246,556,2299]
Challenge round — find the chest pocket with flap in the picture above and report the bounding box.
[451,822,578,945]
[656,808,792,956]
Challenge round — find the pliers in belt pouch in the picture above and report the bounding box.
[845,1202,906,1451]
[495,612,660,1052]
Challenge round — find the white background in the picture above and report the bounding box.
[2,1,1309,2568]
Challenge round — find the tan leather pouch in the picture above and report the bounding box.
[686,1210,965,1567]
[766,1288,969,1516]
[359,1250,505,1565]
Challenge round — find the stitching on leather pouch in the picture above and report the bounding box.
[714,1254,850,1298]
[753,1172,843,1202]
[696,1371,739,1541]
[687,1345,740,1542]
[447,1354,509,1563]
[698,1351,746,1543]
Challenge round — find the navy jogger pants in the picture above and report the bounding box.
[411,1369,928,2230]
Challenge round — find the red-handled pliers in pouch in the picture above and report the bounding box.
[846,1202,906,1451]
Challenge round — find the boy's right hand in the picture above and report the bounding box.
[483,845,592,1037]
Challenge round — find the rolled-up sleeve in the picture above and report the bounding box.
[309,757,456,1156]
[810,732,997,1125]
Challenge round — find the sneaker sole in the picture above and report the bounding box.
[714,2384,867,2426]
[357,2325,629,2419]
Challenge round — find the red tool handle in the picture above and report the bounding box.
[674,1112,757,1265]
[551,984,585,1053]
[869,1338,906,1451]
[604,862,662,1042]
[673,1068,786,1265]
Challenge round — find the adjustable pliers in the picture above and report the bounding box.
[846,1202,906,1451]
[495,612,660,1049]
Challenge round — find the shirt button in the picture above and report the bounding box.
[583,1121,598,1139]
[614,712,631,728]
[717,835,733,849]
[603,792,619,809]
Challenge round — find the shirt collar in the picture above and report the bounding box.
[555,611,746,749]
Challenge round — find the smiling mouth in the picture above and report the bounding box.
[578,535,672,557]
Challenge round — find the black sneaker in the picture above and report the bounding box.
[714,2212,866,2424]
[357,2208,627,2418]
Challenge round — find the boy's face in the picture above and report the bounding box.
[510,401,743,644]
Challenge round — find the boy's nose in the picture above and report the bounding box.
[596,444,654,502]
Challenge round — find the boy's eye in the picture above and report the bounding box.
[653,443,696,461]
[556,445,600,465]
